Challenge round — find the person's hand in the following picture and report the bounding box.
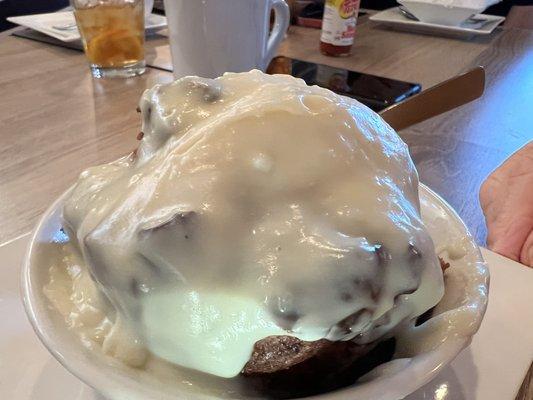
[479,141,533,267]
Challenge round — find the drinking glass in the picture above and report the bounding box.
[72,0,146,78]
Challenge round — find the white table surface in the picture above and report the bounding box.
[1,234,532,400]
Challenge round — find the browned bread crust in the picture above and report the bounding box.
[242,336,372,375]
[240,258,449,397]
[241,337,395,398]
[243,257,450,377]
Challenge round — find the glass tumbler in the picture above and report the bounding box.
[72,0,146,78]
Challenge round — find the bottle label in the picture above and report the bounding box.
[320,0,359,46]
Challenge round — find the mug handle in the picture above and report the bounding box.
[263,0,290,70]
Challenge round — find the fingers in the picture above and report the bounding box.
[487,216,532,262]
[480,141,533,265]
[519,229,533,267]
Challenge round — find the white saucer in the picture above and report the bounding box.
[369,7,505,38]
[7,11,167,43]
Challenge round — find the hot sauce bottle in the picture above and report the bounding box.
[320,0,360,57]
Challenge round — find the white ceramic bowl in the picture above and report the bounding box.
[21,184,489,400]
[398,0,485,26]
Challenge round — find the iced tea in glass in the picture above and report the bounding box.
[72,0,145,78]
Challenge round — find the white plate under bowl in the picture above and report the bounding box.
[370,7,504,38]
[21,184,488,400]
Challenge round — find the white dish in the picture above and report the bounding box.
[398,0,485,26]
[369,7,504,37]
[3,239,531,399]
[7,11,167,43]
[21,183,489,400]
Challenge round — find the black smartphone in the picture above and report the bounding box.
[267,57,421,112]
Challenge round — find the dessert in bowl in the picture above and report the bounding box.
[22,70,489,400]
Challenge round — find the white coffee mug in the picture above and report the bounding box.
[163,0,290,79]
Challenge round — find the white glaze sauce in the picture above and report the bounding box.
[48,70,447,378]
